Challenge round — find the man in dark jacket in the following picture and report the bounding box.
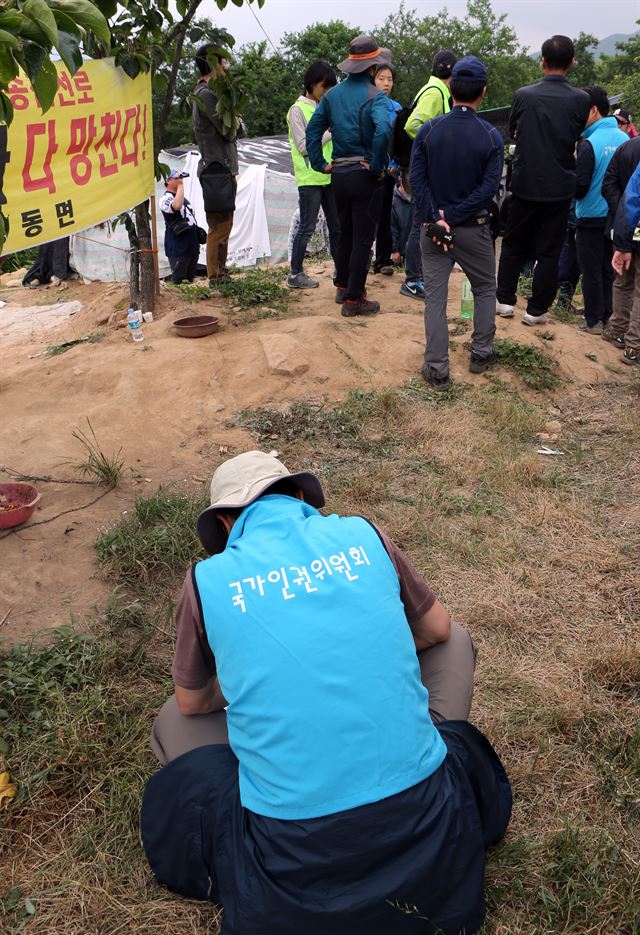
[192,45,240,287]
[602,133,640,359]
[496,36,590,326]
[574,86,628,333]
[307,35,392,318]
[410,56,504,390]
[141,451,511,935]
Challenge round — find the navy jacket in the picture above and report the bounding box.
[409,105,504,227]
[603,136,640,249]
[306,73,391,178]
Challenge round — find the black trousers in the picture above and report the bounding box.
[556,227,580,307]
[575,224,614,326]
[168,251,199,284]
[374,174,396,270]
[331,166,384,300]
[497,196,571,315]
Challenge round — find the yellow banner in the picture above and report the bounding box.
[0,58,153,254]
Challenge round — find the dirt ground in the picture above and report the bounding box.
[0,264,633,643]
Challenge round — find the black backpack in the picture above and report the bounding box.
[391,84,447,167]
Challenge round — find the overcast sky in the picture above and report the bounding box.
[202,0,640,53]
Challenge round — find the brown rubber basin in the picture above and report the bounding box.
[173,315,219,338]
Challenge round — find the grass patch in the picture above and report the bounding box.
[170,282,212,302]
[95,486,207,588]
[494,338,560,390]
[218,266,288,311]
[44,332,105,357]
[68,419,125,488]
[551,303,577,324]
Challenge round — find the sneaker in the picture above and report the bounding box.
[335,285,348,304]
[469,350,497,374]
[400,279,425,300]
[522,311,549,326]
[341,298,380,317]
[421,364,451,391]
[287,271,319,289]
[622,346,639,365]
[579,321,603,334]
[602,329,625,348]
[496,302,515,318]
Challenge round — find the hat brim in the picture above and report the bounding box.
[338,50,391,73]
[196,470,326,555]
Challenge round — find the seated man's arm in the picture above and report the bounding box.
[172,570,227,715]
[408,599,451,651]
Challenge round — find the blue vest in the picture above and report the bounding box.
[576,116,628,219]
[194,495,446,820]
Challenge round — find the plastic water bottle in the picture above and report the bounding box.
[460,275,473,319]
[127,306,144,344]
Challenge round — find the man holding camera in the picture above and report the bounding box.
[159,170,203,285]
[410,56,503,390]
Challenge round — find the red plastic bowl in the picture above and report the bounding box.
[0,483,41,529]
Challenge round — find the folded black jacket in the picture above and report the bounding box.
[508,76,590,202]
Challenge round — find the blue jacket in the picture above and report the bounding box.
[575,116,628,220]
[625,161,640,231]
[306,73,391,178]
[409,105,504,227]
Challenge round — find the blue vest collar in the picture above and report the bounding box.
[227,495,319,549]
[582,115,619,140]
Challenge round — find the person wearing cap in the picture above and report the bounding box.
[410,56,504,391]
[159,170,202,284]
[400,49,457,304]
[496,36,590,327]
[613,108,639,139]
[192,45,241,287]
[306,35,393,318]
[141,450,512,935]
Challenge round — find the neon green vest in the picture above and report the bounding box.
[287,98,332,187]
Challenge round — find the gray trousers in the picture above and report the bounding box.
[151,622,477,766]
[422,223,497,378]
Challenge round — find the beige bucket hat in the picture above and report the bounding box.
[196,450,325,554]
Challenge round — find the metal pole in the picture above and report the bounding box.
[149,194,160,297]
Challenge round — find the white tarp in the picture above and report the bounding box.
[70,150,284,283]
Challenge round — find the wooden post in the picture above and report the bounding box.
[149,194,161,297]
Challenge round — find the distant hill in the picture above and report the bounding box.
[529,32,638,59]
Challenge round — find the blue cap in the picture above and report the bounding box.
[451,55,488,83]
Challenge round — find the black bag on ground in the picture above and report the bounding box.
[199,161,235,214]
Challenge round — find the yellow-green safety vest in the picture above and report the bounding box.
[287,98,333,187]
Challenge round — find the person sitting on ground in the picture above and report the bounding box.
[391,174,412,269]
[306,35,392,318]
[410,56,504,391]
[141,450,512,935]
[372,63,402,275]
[159,170,202,285]
[602,129,640,361]
[400,50,457,303]
[287,60,340,290]
[574,86,628,335]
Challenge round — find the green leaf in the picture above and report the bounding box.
[176,0,188,14]
[92,0,118,17]
[50,0,110,47]
[23,0,59,47]
[0,29,19,48]
[0,11,25,30]
[21,40,48,84]
[16,16,49,44]
[52,11,83,72]
[0,46,18,85]
[32,55,58,111]
[119,54,140,78]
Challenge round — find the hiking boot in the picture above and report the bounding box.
[400,279,425,300]
[496,302,515,318]
[341,297,380,317]
[335,285,348,304]
[469,350,497,374]
[602,329,625,348]
[622,346,639,365]
[522,311,549,326]
[421,364,451,391]
[579,321,603,334]
[287,271,319,289]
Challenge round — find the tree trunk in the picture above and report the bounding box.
[135,201,155,315]
[127,222,140,306]
[155,0,204,148]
